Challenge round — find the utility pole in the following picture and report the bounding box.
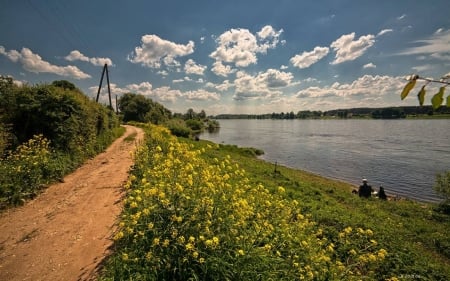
[95,64,113,109]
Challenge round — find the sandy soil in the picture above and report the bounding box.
[0,125,144,281]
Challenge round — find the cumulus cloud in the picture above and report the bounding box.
[184,59,206,75]
[363,63,376,69]
[330,32,375,64]
[397,29,450,58]
[0,46,90,79]
[296,75,404,99]
[65,50,113,66]
[91,81,219,104]
[209,25,283,76]
[290,46,329,69]
[211,61,235,77]
[183,89,220,101]
[233,69,293,100]
[128,34,194,68]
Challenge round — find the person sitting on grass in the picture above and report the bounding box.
[378,186,387,200]
[358,178,373,198]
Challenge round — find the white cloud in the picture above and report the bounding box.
[182,89,220,101]
[330,32,375,64]
[296,75,404,100]
[0,46,90,79]
[257,25,284,52]
[209,25,283,74]
[412,64,433,72]
[290,46,329,69]
[128,34,194,68]
[398,29,450,58]
[363,63,376,69]
[184,59,206,75]
[211,61,235,77]
[397,14,406,20]
[206,80,233,92]
[65,50,113,66]
[233,69,293,100]
[280,65,288,70]
[377,29,393,37]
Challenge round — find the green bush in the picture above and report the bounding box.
[164,119,191,138]
[0,79,122,208]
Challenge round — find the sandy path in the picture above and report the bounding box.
[0,125,144,281]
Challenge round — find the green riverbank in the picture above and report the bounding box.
[101,124,449,280]
[187,139,450,280]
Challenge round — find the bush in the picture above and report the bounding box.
[0,80,122,208]
[164,119,191,138]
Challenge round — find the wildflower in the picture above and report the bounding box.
[162,239,170,247]
[199,257,205,264]
[148,223,154,230]
[153,238,160,246]
[185,243,194,251]
[349,249,357,256]
[122,253,129,261]
[237,249,245,256]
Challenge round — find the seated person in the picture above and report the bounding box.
[378,186,387,200]
[358,178,373,198]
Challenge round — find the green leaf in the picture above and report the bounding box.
[447,94,450,107]
[401,79,417,100]
[417,85,426,106]
[431,87,446,110]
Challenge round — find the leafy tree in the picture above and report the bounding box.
[51,80,76,91]
[118,93,171,123]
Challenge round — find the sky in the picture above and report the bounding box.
[1,0,449,115]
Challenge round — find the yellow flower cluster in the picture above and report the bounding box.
[109,124,388,280]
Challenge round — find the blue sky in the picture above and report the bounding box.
[1,0,449,115]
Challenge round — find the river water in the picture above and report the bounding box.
[200,119,450,203]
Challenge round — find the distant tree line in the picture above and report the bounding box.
[214,106,450,120]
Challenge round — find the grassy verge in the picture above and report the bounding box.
[100,124,449,281]
[0,126,125,209]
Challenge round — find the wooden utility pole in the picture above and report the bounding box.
[96,64,113,109]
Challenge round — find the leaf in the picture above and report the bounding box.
[417,85,426,106]
[447,94,450,108]
[401,79,417,100]
[431,87,446,110]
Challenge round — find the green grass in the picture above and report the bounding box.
[186,138,450,280]
[101,124,449,280]
[123,131,137,142]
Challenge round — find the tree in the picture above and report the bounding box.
[51,80,76,91]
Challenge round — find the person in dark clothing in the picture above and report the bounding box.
[378,186,387,200]
[358,178,373,198]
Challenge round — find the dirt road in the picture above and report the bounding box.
[0,125,144,281]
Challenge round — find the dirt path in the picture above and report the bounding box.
[0,125,144,281]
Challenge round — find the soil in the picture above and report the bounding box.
[0,125,144,281]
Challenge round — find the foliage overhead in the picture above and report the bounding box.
[400,74,450,109]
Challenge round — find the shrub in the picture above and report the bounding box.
[164,119,191,138]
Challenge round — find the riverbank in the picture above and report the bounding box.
[100,124,449,280]
[193,140,450,279]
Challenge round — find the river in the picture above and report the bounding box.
[200,119,450,203]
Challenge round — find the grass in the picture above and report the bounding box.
[101,124,450,281]
[124,132,138,142]
[189,138,450,280]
